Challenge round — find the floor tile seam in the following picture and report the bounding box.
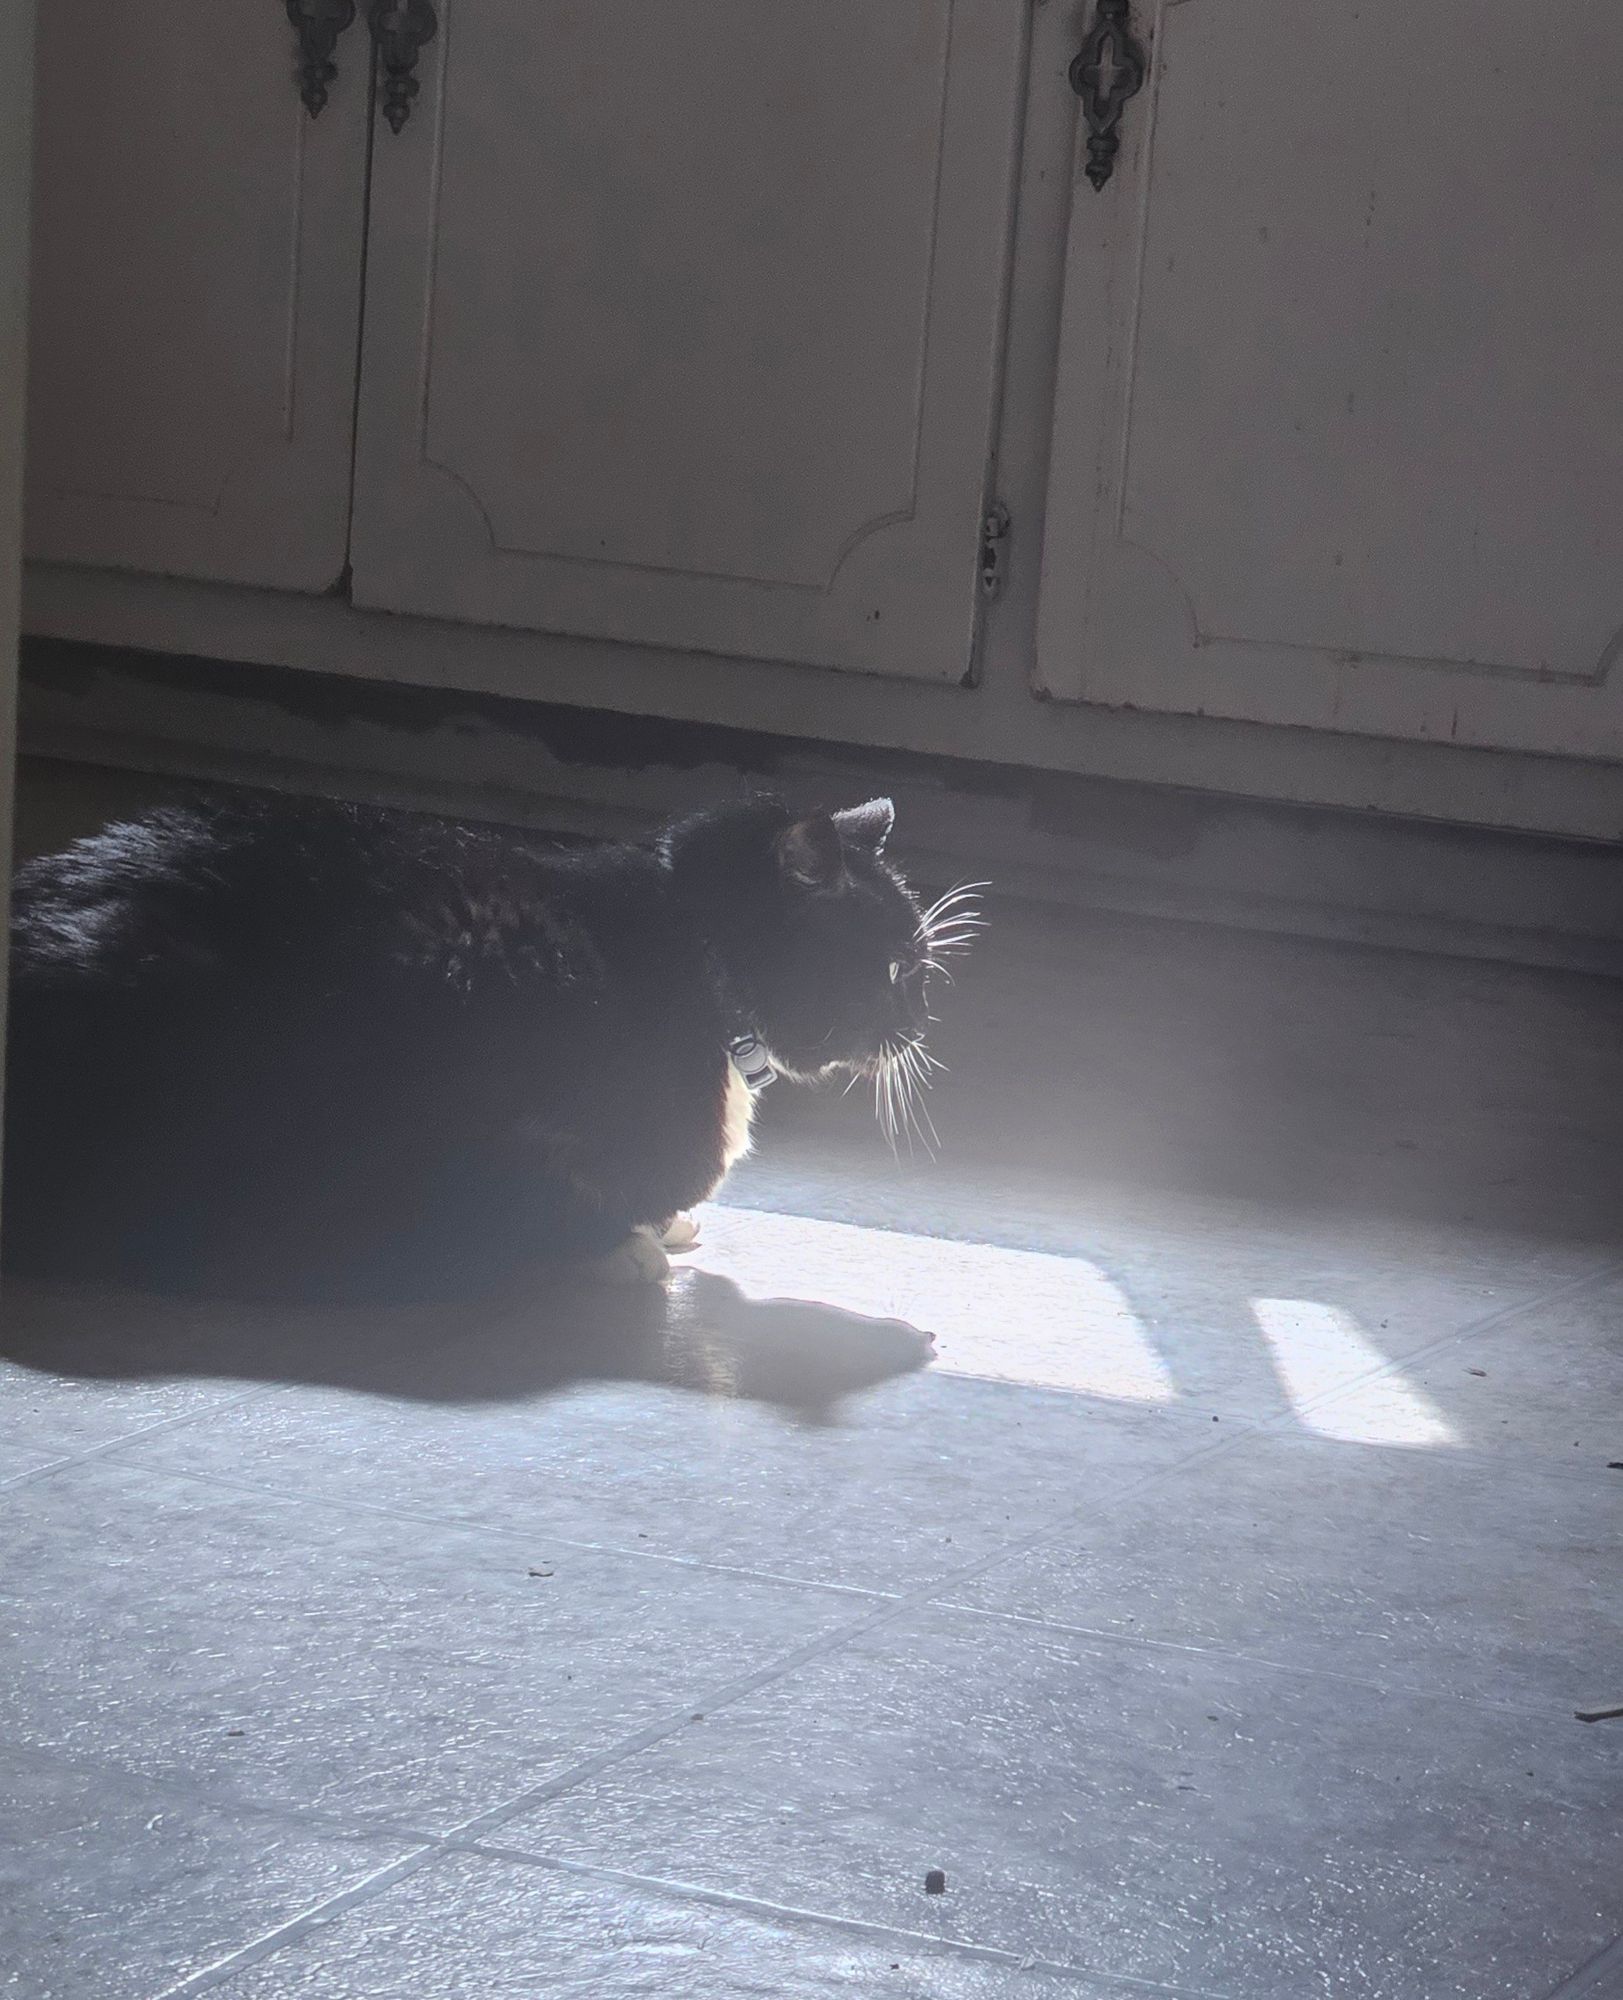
[1279,1256,1623,1434]
[1004,1408,1623,1494]
[439,1834,1239,1999]
[12,1447,1266,1975]
[18,1607,1258,2000]
[417,1430,1294,1848]
[938,1250,1623,1575]
[0,1735,453,1851]
[13,1431,1315,1982]
[728,1288,1623,1700]
[0,1452,64,1489]
[1543,1926,1623,1998]
[87,1446,899,1605]
[52,1256,1623,2000]
[920,1597,1593,1725]
[438,1595,911,1842]
[1116,1423,1623,1492]
[894,1397,1623,1681]
[930,1378,1268,1429]
[149,1846,445,1999]
[26,1243,1611,1522]
[1495,1456,1623,1493]
[860,1260,1623,1607]
[416,1435,1280,1851]
[144,1600,930,1996]
[889,1424,1268,1606]
[0,1384,280,1494]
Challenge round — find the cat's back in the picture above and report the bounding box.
[8,793,695,1019]
[13,794,376,987]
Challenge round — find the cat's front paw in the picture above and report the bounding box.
[659,1212,701,1252]
[587,1225,672,1286]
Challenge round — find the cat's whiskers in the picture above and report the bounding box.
[916,879,989,930]
[871,1036,940,1162]
[894,1043,933,1159]
[915,879,988,978]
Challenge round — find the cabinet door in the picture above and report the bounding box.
[24,3,369,591]
[349,1,1026,682]
[1037,0,1623,760]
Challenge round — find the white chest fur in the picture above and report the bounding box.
[720,1061,756,1175]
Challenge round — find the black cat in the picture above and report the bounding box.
[2,791,978,1300]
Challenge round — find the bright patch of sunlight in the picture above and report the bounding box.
[1251,1298,1457,1446]
[698,1206,1174,1401]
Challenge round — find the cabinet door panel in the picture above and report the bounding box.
[350,0,1026,681]
[1037,0,1623,759]
[25,2,369,591]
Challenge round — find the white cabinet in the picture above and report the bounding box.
[23,0,369,591]
[1037,0,1623,761]
[20,0,1623,796]
[348,0,1026,681]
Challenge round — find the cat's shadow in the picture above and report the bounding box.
[0,1266,935,1421]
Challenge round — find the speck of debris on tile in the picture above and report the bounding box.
[1467,1368,1487,1377]
[527,1567,554,1578]
[1609,1462,1623,1471]
[924,1869,947,1895]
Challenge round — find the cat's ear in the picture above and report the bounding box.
[832,796,895,857]
[777,813,847,892]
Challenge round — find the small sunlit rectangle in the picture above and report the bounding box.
[1251,1297,1457,1447]
[699,1205,1174,1402]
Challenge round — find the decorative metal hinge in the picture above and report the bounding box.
[979,502,1011,600]
[1069,0,1148,192]
[369,0,437,133]
[285,0,357,117]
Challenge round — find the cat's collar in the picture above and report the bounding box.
[728,1033,775,1092]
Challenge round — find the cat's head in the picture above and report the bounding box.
[663,797,982,1134]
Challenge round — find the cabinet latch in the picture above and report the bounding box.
[979,502,1011,600]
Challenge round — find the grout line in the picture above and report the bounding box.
[87,1450,897,1606]
[443,1601,908,1843]
[0,1383,280,1494]
[96,1253,1623,1995]
[1543,1928,1623,1998]
[145,1606,910,2000]
[927,1600,1578,1723]
[1,1738,450,1851]
[902,1251,1623,1604]
[882,1249,1623,1602]
[1275,1255,1623,1436]
[23,1731,1229,1998]
[438,1836,1236,1999]
[152,1847,443,1999]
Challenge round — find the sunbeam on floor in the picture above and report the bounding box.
[692,1204,1453,1454]
[1252,1295,1458,1447]
[696,1203,1175,1403]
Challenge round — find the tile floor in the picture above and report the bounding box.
[3,798,1622,1998]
